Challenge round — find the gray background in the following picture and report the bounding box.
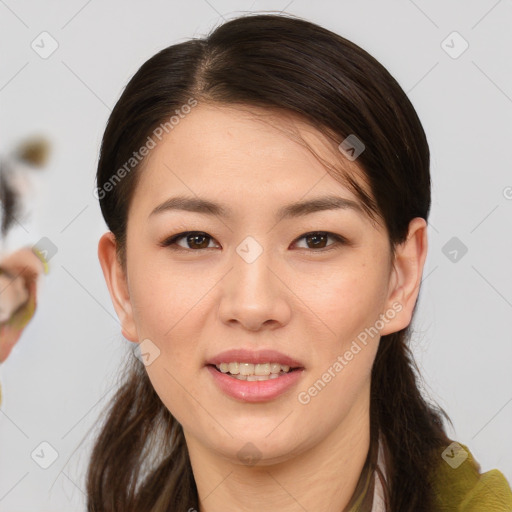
[0,0,511,509]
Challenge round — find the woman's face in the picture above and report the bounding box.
[101,103,421,466]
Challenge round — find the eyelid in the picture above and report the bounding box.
[291,232,348,251]
[160,230,348,252]
[160,231,219,250]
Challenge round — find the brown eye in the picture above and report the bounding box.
[161,231,218,251]
[305,232,329,249]
[293,231,346,251]
[184,233,211,249]
[161,230,347,253]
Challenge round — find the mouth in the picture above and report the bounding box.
[208,362,303,381]
[205,349,305,401]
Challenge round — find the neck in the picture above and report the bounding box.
[185,386,372,512]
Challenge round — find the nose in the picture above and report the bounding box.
[217,240,292,332]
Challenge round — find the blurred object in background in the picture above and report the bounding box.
[0,248,45,363]
[0,136,51,406]
[0,135,50,239]
[0,266,29,323]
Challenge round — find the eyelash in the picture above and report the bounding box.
[159,231,348,253]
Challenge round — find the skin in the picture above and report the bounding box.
[99,103,428,511]
[0,248,44,363]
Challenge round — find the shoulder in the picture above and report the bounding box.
[432,441,512,512]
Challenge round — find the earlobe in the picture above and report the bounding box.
[380,217,428,336]
[97,232,138,342]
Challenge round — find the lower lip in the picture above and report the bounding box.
[206,365,304,403]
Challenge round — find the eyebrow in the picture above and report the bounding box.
[149,194,364,221]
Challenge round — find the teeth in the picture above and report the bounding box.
[270,363,281,374]
[215,362,295,378]
[255,363,270,376]
[235,373,279,381]
[239,363,254,376]
[247,374,280,381]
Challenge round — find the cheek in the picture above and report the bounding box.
[294,252,388,410]
[127,245,206,341]
[295,261,385,422]
[128,273,205,428]
[125,250,212,419]
[305,254,390,346]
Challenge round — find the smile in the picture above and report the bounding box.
[214,361,297,380]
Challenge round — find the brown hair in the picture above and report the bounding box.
[87,12,452,511]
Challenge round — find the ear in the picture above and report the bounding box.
[380,217,428,336]
[97,232,138,342]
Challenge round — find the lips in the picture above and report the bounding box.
[206,365,305,402]
[205,348,306,402]
[205,348,304,369]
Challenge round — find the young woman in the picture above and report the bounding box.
[87,13,512,512]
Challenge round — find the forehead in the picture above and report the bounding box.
[132,103,372,215]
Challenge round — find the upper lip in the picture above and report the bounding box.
[206,349,304,368]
